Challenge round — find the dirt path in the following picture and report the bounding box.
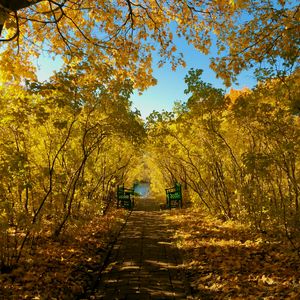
[90,198,189,299]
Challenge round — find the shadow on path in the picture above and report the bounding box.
[90,198,189,299]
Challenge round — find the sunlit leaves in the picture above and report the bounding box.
[1,0,298,88]
[147,68,300,242]
[0,67,145,269]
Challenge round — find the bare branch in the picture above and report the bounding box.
[48,0,73,53]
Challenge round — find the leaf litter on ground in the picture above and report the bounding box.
[167,208,300,300]
[0,208,127,300]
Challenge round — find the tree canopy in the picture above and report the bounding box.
[0,0,299,88]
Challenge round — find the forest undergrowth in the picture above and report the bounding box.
[0,209,127,300]
[168,208,300,300]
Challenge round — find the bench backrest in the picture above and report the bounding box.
[117,184,134,197]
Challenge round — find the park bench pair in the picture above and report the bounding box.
[117,182,182,209]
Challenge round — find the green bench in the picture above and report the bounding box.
[117,184,135,209]
[165,182,182,209]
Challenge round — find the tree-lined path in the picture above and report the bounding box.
[1,1,299,299]
[91,199,189,299]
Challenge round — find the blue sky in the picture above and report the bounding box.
[131,47,256,119]
[36,37,257,120]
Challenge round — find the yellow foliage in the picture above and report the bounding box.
[0,0,297,87]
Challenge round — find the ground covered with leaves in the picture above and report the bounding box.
[168,209,300,300]
[0,209,127,300]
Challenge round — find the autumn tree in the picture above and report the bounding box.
[147,68,300,249]
[0,61,145,269]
